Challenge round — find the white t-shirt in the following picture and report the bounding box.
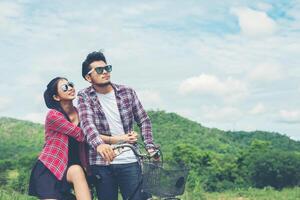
[96,90,137,164]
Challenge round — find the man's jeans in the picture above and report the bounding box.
[91,162,143,200]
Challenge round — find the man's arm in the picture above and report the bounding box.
[77,92,116,162]
[131,89,155,149]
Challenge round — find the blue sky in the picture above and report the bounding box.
[1,0,300,140]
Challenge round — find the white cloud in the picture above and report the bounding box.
[231,7,277,37]
[199,105,243,123]
[23,112,44,124]
[0,97,11,112]
[249,103,266,115]
[279,109,300,124]
[242,124,257,132]
[178,74,248,102]
[0,1,23,31]
[122,3,158,16]
[173,108,194,120]
[17,75,44,87]
[0,1,299,140]
[256,3,273,12]
[248,62,284,82]
[0,2,22,27]
[136,90,162,109]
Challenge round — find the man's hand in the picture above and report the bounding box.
[119,131,138,144]
[96,144,116,163]
[127,131,138,144]
[147,148,160,161]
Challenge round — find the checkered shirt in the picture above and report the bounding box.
[38,109,85,180]
[77,83,154,165]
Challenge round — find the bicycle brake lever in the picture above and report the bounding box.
[149,149,161,159]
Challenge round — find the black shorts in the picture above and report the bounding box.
[28,160,72,200]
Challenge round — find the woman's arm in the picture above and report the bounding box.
[77,92,104,149]
[46,109,84,142]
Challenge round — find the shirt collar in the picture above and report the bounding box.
[87,83,120,96]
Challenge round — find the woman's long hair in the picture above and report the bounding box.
[43,77,70,121]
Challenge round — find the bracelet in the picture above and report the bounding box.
[108,136,111,144]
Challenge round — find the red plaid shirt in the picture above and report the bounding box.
[38,109,85,180]
[77,83,154,165]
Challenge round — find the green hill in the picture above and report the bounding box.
[148,111,300,154]
[1,112,299,160]
[0,117,44,160]
[0,110,300,198]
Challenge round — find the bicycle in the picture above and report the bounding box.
[112,142,189,200]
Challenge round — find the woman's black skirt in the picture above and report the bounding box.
[28,160,73,200]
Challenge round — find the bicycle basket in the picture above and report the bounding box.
[141,161,189,198]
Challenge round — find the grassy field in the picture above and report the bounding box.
[0,188,36,200]
[203,187,300,200]
[1,187,300,200]
[145,187,300,200]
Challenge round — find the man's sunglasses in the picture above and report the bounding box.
[61,82,74,92]
[88,65,112,75]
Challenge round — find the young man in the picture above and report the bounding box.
[77,51,156,200]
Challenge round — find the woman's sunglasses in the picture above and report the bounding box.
[88,65,112,75]
[61,82,74,92]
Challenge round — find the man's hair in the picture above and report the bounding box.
[82,50,107,79]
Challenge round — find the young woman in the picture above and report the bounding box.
[28,77,92,200]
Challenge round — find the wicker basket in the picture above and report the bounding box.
[141,161,189,198]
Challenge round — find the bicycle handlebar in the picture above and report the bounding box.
[112,143,161,160]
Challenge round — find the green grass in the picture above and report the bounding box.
[0,188,36,200]
[1,187,300,200]
[205,187,300,200]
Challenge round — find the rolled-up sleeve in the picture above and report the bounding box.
[131,89,154,149]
